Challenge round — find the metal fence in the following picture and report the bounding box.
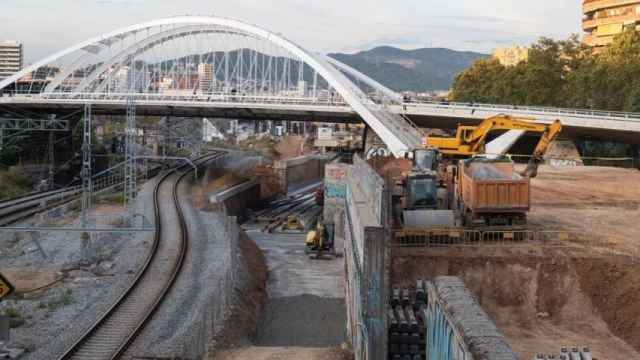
[344,192,368,360]
[393,228,639,261]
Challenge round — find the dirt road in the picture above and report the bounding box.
[215,346,350,360]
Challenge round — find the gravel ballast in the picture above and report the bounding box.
[0,179,156,360]
[123,171,249,359]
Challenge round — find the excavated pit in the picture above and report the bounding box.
[391,247,640,360]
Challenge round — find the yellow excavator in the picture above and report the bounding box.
[425,114,563,178]
[305,220,338,260]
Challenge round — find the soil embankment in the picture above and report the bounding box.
[392,247,640,360]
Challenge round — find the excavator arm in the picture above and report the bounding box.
[521,118,562,177]
[426,114,562,177]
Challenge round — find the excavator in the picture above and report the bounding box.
[425,114,563,178]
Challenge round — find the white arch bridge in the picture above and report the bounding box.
[1,15,640,149]
[0,15,422,156]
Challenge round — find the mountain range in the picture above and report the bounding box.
[328,46,487,92]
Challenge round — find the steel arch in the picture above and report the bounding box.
[0,15,421,156]
[71,26,254,94]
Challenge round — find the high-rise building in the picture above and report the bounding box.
[0,40,24,81]
[583,0,640,49]
[198,63,214,93]
[492,46,529,67]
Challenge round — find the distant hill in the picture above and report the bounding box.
[328,46,488,92]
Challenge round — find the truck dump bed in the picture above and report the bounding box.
[459,158,530,213]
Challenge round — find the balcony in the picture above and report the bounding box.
[582,18,598,30]
[583,13,640,32]
[584,33,616,47]
[584,0,640,13]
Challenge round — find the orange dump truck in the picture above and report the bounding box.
[456,156,530,227]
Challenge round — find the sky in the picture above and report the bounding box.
[1,0,583,63]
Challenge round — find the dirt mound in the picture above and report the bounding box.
[256,294,346,347]
[391,251,640,360]
[544,139,582,161]
[367,155,411,178]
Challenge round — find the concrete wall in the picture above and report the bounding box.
[209,179,261,220]
[424,277,518,360]
[323,163,349,225]
[343,154,389,360]
[275,154,334,193]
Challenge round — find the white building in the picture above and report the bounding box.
[0,41,23,81]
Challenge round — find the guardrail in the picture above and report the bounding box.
[403,100,640,121]
[2,92,350,108]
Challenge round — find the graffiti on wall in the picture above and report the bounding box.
[325,164,348,199]
[326,183,347,199]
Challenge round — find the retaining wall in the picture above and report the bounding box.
[209,179,261,219]
[343,154,389,360]
[275,154,334,193]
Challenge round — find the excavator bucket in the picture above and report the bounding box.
[521,158,541,178]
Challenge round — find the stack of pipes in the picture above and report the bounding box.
[533,347,593,360]
[387,280,428,360]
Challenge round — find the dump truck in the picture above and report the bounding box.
[456,156,530,227]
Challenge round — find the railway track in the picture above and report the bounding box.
[0,187,82,226]
[57,151,225,360]
[0,164,167,227]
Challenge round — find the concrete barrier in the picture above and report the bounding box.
[209,179,261,219]
[424,277,518,360]
[274,154,335,194]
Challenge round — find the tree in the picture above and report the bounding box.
[450,30,640,113]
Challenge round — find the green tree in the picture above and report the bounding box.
[450,30,640,113]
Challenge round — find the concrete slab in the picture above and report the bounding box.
[243,224,347,348]
[243,226,344,299]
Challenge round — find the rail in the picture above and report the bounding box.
[57,151,225,359]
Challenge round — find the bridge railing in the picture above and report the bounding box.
[404,100,640,121]
[2,91,350,108]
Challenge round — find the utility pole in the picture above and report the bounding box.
[47,128,55,190]
[124,97,137,222]
[81,104,92,227]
